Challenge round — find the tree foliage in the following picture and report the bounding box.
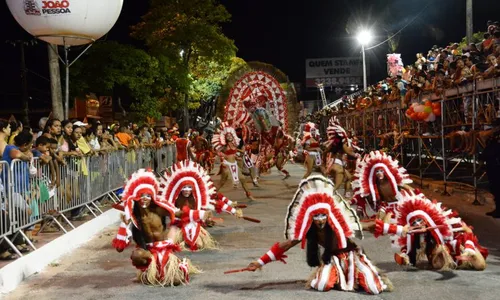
[71,41,159,101]
[72,1,239,123]
[131,0,237,127]
[131,0,236,63]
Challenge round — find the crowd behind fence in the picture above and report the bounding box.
[0,145,176,258]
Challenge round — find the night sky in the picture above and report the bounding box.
[0,0,499,116]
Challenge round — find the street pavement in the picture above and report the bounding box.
[6,163,500,300]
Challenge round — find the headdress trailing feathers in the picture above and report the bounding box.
[158,161,236,251]
[326,116,352,147]
[159,160,216,211]
[284,175,363,249]
[211,123,240,152]
[352,151,412,206]
[393,190,462,254]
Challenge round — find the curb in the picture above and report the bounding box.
[0,209,120,294]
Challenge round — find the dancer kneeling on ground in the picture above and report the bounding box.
[111,169,201,286]
[159,160,245,251]
[242,176,392,294]
[372,190,488,271]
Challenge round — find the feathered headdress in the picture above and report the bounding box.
[211,123,240,151]
[159,160,216,211]
[285,175,363,249]
[352,151,412,206]
[158,161,237,250]
[394,190,462,254]
[326,116,352,147]
[112,169,176,251]
[303,122,317,134]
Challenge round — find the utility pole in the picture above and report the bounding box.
[466,0,473,44]
[48,44,64,120]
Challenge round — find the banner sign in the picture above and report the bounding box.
[305,57,369,87]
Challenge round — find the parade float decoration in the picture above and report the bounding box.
[224,71,289,132]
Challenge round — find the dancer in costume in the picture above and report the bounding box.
[301,122,322,179]
[373,190,487,271]
[191,130,213,173]
[159,160,244,251]
[240,176,391,294]
[269,128,295,180]
[212,124,256,201]
[175,132,195,163]
[111,169,201,286]
[248,132,261,180]
[324,117,360,192]
[235,127,259,186]
[351,150,413,219]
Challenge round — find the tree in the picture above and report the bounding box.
[131,0,237,131]
[189,56,245,106]
[70,41,163,119]
[48,45,64,120]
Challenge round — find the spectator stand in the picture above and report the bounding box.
[322,77,500,205]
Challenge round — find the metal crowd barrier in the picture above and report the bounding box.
[0,145,176,257]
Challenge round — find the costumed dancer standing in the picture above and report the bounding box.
[269,128,295,180]
[111,169,201,286]
[235,126,259,186]
[301,122,322,179]
[239,176,391,294]
[324,117,360,193]
[175,132,195,163]
[191,130,213,173]
[159,160,244,251]
[212,124,256,201]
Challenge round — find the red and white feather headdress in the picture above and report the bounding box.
[352,151,412,206]
[326,116,352,147]
[394,190,462,253]
[211,123,241,151]
[159,160,216,211]
[303,122,317,134]
[121,168,177,227]
[112,169,177,251]
[285,175,363,249]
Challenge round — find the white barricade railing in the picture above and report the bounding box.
[0,161,15,253]
[0,145,176,257]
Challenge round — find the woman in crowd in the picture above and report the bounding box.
[8,121,23,145]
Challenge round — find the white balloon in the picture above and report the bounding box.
[426,114,436,122]
[414,105,425,113]
[6,0,124,46]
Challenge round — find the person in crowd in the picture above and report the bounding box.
[0,119,11,157]
[59,120,80,157]
[37,117,48,138]
[3,131,35,252]
[101,128,121,150]
[8,121,23,145]
[115,126,133,148]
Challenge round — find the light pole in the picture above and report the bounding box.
[466,0,473,44]
[356,30,373,91]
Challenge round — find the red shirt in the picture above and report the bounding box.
[176,138,190,162]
